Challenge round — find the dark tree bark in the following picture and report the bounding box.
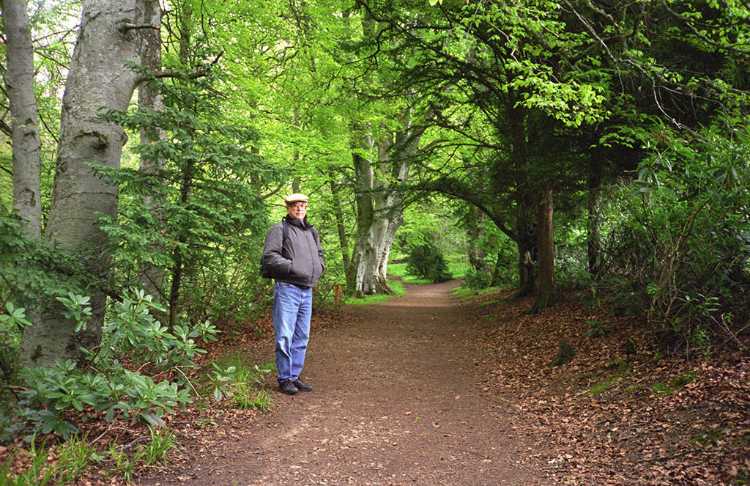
[167,0,194,328]
[466,205,489,272]
[587,157,603,277]
[532,188,555,313]
[507,102,536,297]
[329,174,354,291]
[137,0,167,303]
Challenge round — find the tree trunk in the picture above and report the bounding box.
[465,206,488,272]
[515,209,536,297]
[3,0,42,239]
[167,3,194,328]
[350,111,419,296]
[587,158,603,277]
[24,0,149,366]
[351,143,390,295]
[168,157,194,328]
[531,188,555,313]
[329,174,354,291]
[506,100,536,297]
[491,249,505,286]
[137,0,166,302]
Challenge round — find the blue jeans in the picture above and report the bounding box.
[272,281,313,383]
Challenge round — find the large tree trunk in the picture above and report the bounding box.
[350,110,421,296]
[531,188,555,313]
[506,101,537,297]
[351,142,390,295]
[515,205,536,297]
[137,0,166,302]
[23,0,149,366]
[3,0,42,239]
[587,158,603,277]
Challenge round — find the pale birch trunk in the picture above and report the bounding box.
[23,0,149,366]
[3,0,42,239]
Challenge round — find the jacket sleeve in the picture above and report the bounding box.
[314,228,325,273]
[262,225,291,277]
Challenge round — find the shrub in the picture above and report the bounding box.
[10,289,217,439]
[599,124,750,352]
[463,267,493,289]
[406,241,452,283]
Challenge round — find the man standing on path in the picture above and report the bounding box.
[261,194,325,395]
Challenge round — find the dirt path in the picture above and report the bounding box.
[143,282,543,485]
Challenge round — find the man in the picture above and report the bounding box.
[261,193,325,395]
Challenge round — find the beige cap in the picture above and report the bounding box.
[284,193,309,204]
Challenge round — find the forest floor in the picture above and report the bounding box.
[131,281,749,486]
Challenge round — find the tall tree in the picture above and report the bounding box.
[2,0,42,239]
[137,0,167,303]
[23,0,151,365]
[350,109,426,295]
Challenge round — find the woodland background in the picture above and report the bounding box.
[0,0,748,483]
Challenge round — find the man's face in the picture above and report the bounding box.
[286,201,308,220]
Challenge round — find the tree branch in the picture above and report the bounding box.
[134,51,223,85]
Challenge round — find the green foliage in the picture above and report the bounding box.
[97,289,218,369]
[207,355,273,411]
[137,427,175,466]
[0,214,86,378]
[0,440,54,486]
[9,290,216,439]
[406,240,452,283]
[600,122,750,351]
[585,319,610,338]
[550,340,576,367]
[99,72,275,326]
[463,268,494,290]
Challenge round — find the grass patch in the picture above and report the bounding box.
[452,286,502,300]
[0,435,104,485]
[234,388,272,411]
[650,370,697,396]
[590,378,617,396]
[345,278,406,305]
[446,257,469,279]
[388,263,433,284]
[0,441,55,486]
[206,352,274,409]
[388,262,408,278]
[691,428,724,447]
[651,382,673,395]
[55,436,102,483]
[138,427,175,466]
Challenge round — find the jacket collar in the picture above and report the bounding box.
[284,215,311,230]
